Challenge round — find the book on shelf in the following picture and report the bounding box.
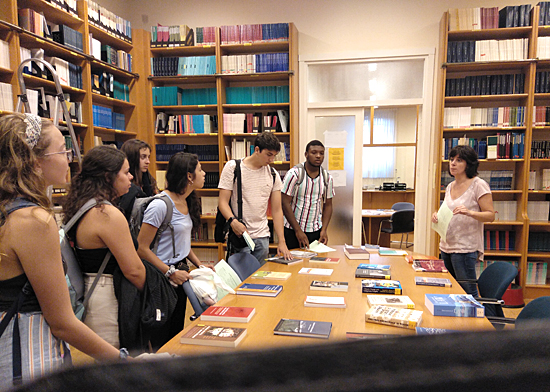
[200,306,255,323]
[343,244,371,260]
[415,277,452,287]
[411,260,448,273]
[236,283,282,297]
[366,295,415,309]
[365,305,423,330]
[298,268,333,276]
[265,256,303,266]
[309,257,340,265]
[345,332,401,340]
[304,295,346,308]
[355,264,391,279]
[361,279,402,295]
[425,294,485,318]
[290,250,318,258]
[273,318,332,339]
[251,271,291,281]
[378,248,408,256]
[180,324,247,348]
[310,280,349,292]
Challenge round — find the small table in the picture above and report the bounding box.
[362,209,394,247]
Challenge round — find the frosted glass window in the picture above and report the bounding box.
[308,59,424,103]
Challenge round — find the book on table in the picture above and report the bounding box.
[289,250,317,258]
[309,256,340,265]
[361,279,402,294]
[411,259,448,273]
[310,280,349,292]
[251,271,291,280]
[415,276,452,287]
[355,263,391,279]
[378,248,408,256]
[180,324,247,347]
[304,295,346,308]
[365,305,423,329]
[415,327,460,335]
[273,318,332,339]
[343,244,371,259]
[345,332,400,340]
[405,254,439,263]
[366,294,415,309]
[265,256,303,266]
[200,306,256,323]
[298,267,333,276]
[425,294,485,318]
[236,283,283,297]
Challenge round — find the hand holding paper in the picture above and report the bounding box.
[431,202,453,242]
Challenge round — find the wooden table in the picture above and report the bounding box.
[159,246,493,355]
[362,209,394,246]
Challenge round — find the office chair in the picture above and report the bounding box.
[456,261,518,322]
[487,296,550,329]
[377,209,415,249]
[227,252,261,281]
[182,281,209,321]
[391,202,414,211]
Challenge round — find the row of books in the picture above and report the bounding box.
[93,43,132,72]
[87,0,132,42]
[442,134,524,160]
[154,113,217,135]
[448,5,532,31]
[527,201,550,222]
[533,106,550,126]
[221,53,289,74]
[443,106,526,129]
[531,141,550,159]
[0,82,14,112]
[150,24,193,47]
[20,48,84,91]
[195,27,216,46]
[475,260,519,278]
[483,170,515,190]
[484,230,516,251]
[539,2,550,26]
[529,169,550,190]
[535,71,550,94]
[91,72,129,102]
[45,0,77,16]
[445,74,525,97]
[537,37,550,60]
[226,86,290,105]
[150,56,216,77]
[220,23,290,44]
[446,39,528,63]
[18,8,49,38]
[52,24,83,53]
[526,262,548,285]
[199,196,219,216]
[528,231,550,251]
[92,105,125,130]
[152,87,217,106]
[222,110,288,133]
[0,40,8,69]
[190,246,218,264]
[493,201,518,221]
[43,93,82,124]
[155,144,219,162]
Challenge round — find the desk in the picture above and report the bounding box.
[159,246,493,356]
[362,209,393,246]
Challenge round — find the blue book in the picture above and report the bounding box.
[425,294,484,318]
[236,283,282,297]
[415,327,460,335]
[357,264,390,270]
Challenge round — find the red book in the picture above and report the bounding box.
[200,306,256,323]
[411,259,448,273]
[309,257,340,265]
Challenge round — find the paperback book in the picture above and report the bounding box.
[415,276,452,287]
[365,305,423,329]
[180,324,247,347]
[200,306,255,323]
[236,283,283,297]
[345,332,400,340]
[362,279,402,295]
[265,256,303,266]
[298,267,333,276]
[343,244,371,260]
[405,254,439,263]
[366,294,415,309]
[310,280,349,292]
[378,248,408,256]
[251,271,291,280]
[412,259,448,273]
[355,264,391,279]
[290,250,317,258]
[273,318,332,339]
[304,295,346,308]
[415,327,460,335]
[425,294,485,318]
[309,256,340,265]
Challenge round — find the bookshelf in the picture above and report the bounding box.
[147,23,298,259]
[435,5,550,300]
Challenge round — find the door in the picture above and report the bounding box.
[306,108,363,246]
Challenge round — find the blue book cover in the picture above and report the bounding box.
[357,264,390,270]
[361,279,402,294]
[425,294,484,318]
[236,283,282,297]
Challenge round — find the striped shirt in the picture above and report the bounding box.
[281,165,335,232]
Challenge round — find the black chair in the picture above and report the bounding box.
[377,209,414,248]
[487,296,550,329]
[391,202,414,211]
[456,261,518,321]
[182,281,209,321]
[227,252,261,281]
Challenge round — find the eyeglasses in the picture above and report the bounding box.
[44,149,74,162]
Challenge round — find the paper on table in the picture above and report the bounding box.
[213,259,242,301]
[309,240,336,253]
[432,202,453,242]
[242,231,255,251]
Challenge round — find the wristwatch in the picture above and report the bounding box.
[228,216,236,225]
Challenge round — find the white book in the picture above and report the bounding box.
[298,268,333,276]
[304,295,346,308]
[367,295,415,309]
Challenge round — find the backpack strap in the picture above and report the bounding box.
[61,198,112,233]
[293,163,329,201]
[235,159,243,220]
[150,194,175,257]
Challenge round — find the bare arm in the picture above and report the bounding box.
[319,197,333,244]
[219,188,246,236]
[271,190,291,259]
[281,193,308,248]
[453,193,495,223]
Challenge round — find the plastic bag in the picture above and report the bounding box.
[189,266,236,307]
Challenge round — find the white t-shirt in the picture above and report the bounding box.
[218,159,282,239]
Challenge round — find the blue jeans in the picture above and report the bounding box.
[441,251,479,297]
[236,237,270,266]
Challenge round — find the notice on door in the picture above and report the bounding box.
[328,148,344,171]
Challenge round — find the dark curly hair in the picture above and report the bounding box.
[165,152,201,229]
[62,146,126,224]
[448,145,479,178]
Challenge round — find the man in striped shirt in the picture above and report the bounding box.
[281,140,335,249]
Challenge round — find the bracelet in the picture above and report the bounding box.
[165,265,176,278]
[119,348,129,360]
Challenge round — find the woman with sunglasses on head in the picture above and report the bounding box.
[62,145,146,349]
[0,114,122,390]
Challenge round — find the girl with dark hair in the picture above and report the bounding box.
[62,145,146,348]
[137,152,210,348]
[0,115,121,389]
[432,145,495,296]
